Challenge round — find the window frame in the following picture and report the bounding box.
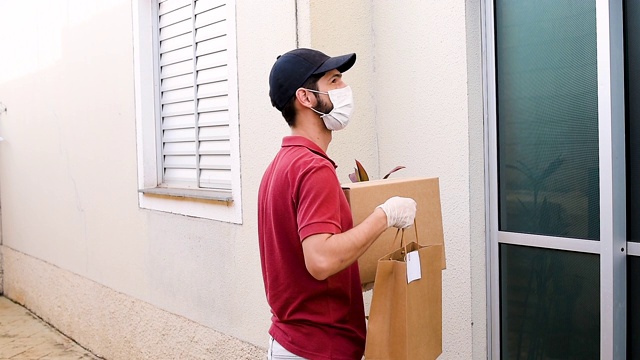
[132,0,242,223]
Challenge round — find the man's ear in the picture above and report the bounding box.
[295,88,315,109]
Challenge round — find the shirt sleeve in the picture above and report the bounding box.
[296,161,344,241]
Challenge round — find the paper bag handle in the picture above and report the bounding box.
[391,220,419,250]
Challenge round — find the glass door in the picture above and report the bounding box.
[624,0,640,357]
[485,0,627,358]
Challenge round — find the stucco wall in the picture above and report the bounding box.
[0,0,292,355]
[0,178,3,294]
[465,1,488,358]
[372,3,477,358]
[305,0,380,182]
[2,246,265,359]
[307,1,486,359]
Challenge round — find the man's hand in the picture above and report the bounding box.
[376,196,417,228]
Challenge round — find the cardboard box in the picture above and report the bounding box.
[342,177,446,286]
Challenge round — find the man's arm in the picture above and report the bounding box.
[302,208,388,281]
[301,196,416,281]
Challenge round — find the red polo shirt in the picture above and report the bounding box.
[258,136,365,360]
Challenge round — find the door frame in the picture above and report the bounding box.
[482,0,627,358]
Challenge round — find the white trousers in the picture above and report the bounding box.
[267,336,307,360]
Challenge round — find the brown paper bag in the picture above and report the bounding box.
[364,229,443,360]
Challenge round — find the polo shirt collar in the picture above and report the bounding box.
[282,136,337,168]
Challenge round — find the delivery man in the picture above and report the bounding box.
[258,48,417,359]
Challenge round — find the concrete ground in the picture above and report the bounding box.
[0,297,100,360]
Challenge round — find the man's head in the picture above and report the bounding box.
[269,48,356,126]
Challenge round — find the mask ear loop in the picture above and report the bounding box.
[304,89,331,117]
[296,88,322,112]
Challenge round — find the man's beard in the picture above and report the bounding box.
[314,95,333,114]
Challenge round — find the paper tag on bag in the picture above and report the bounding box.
[406,250,422,283]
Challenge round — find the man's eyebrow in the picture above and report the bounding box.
[332,73,343,80]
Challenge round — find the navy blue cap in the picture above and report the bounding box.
[269,48,356,111]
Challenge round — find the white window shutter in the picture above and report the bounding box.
[157,0,232,191]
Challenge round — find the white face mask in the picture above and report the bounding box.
[307,86,354,131]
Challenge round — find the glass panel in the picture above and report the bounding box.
[629,256,640,358]
[500,244,600,359]
[495,0,600,239]
[624,0,640,242]
[624,1,639,351]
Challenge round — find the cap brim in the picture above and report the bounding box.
[313,53,356,75]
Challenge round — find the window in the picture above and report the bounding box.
[133,0,242,223]
[495,2,600,241]
[493,2,601,358]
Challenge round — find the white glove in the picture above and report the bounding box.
[376,196,417,229]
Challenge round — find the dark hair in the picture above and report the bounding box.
[281,72,325,127]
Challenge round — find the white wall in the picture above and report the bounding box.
[0,0,486,359]
[372,2,484,358]
[306,0,380,182]
[465,1,488,358]
[0,0,295,355]
[307,1,486,359]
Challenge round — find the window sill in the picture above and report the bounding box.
[139,187,233,202]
